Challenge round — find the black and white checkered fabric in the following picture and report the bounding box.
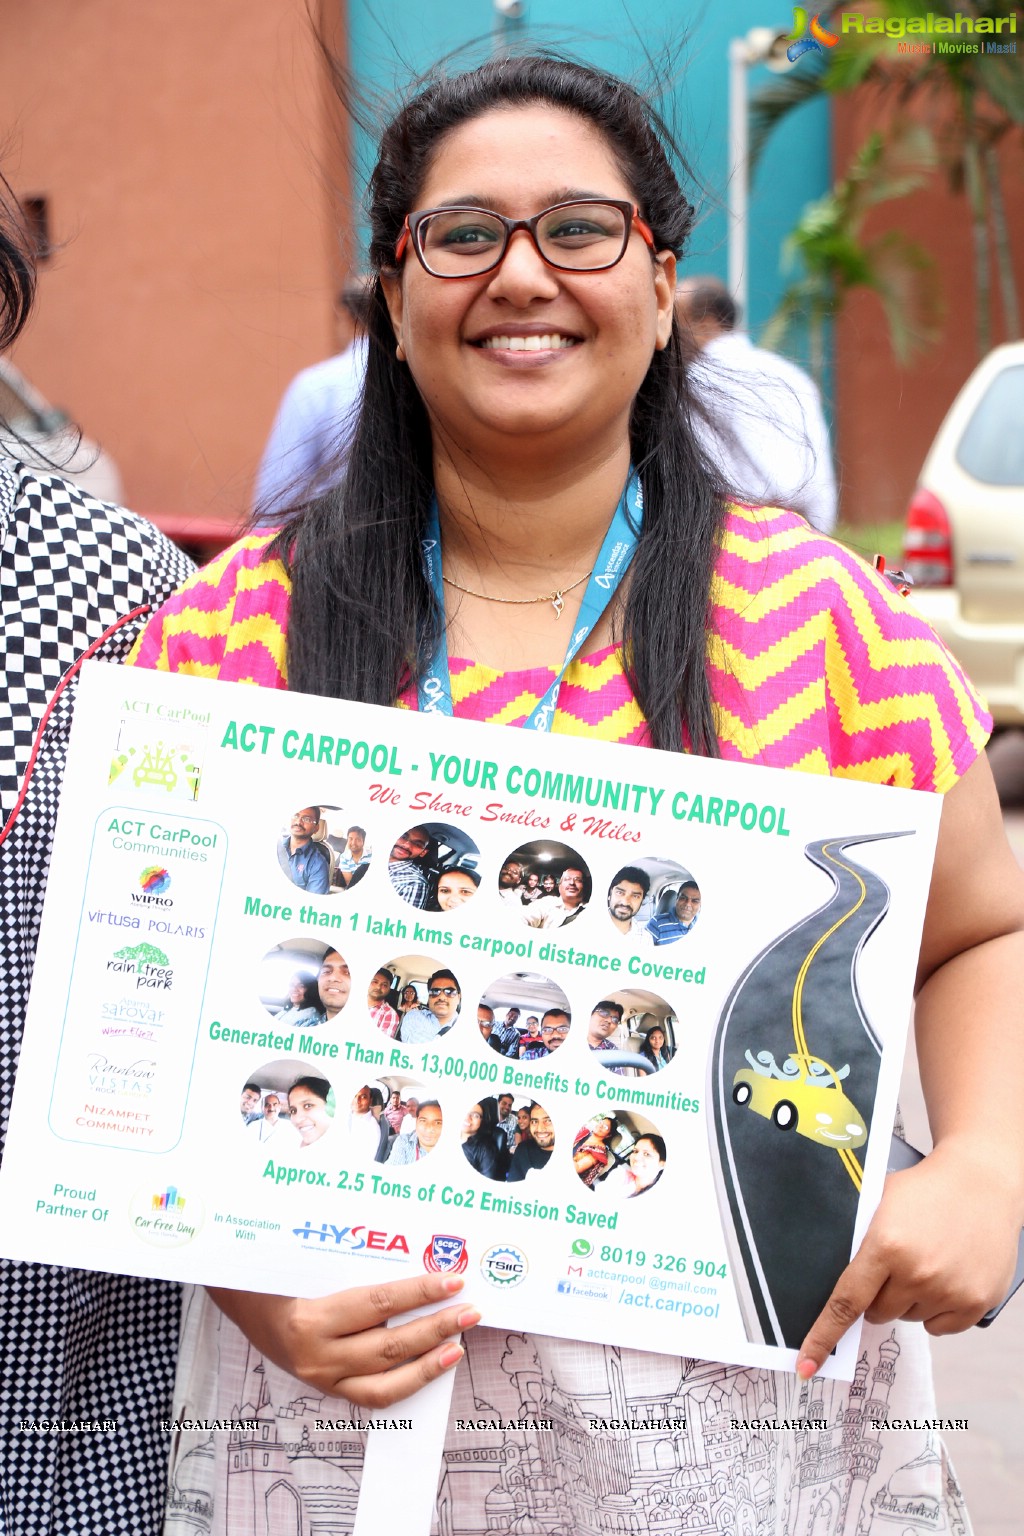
[0,458,194,1536]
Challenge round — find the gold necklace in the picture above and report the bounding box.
[441,568,593,619]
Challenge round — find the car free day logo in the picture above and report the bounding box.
[130,1184,203,1246]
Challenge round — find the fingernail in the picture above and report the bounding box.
[439,1343,465,1369]
[442,1277,465,1294]
[796,1355,817,1379]
[456,1307,482,1329]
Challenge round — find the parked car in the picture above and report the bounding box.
[902,341,1024,726]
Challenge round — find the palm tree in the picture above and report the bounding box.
[750,0,1024,359]
[762,123,942,385]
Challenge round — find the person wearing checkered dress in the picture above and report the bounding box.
[0,455,193,1535]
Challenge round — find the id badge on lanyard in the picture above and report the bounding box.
[417,473,642,731]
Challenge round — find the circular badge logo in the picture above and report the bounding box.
[424,1234,469,1274]
[139,866,171,895]
[129,1185,203,1247]
[480,1243,528,1288]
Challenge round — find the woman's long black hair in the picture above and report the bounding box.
[274,55,728,756]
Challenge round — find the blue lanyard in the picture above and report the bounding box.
[418,474,642,731]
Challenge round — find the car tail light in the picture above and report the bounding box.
[903,487,953,587]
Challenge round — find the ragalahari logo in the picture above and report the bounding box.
[788,6,840,60]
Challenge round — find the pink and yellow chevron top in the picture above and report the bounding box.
[129,505,990,793]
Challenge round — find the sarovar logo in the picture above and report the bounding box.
[130,1185,203,1246]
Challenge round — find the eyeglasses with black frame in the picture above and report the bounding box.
[395,199,656,278]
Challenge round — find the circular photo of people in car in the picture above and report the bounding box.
[387,822,481,913]
[460,1094,555,1183]
[498,840,592,930]
[370,952,462,1045]
[258,938,351,1028]
[276,803,372,896]
[572,1110,666,1198]
[477,971,572,1060]
[603,857,700,948]
[585,989,678,1075]
[238,1059,337,1155]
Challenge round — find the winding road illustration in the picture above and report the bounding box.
[710,832,910,1349]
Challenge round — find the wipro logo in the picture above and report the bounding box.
[787,6,840,61]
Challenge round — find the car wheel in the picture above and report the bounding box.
[732,1082,752,1106]
[772,1100,797,1131]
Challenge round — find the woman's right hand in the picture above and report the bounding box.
[207,1274,480,1408]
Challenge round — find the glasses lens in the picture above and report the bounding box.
[418,209,506,275]
[536,202,628,269]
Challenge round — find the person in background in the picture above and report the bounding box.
[253,276,371,518]
[637,1021,673,1072]
[647,881,701,945]
[494,1092,517,1152]
[337,824,371,888]
[675,275,837,533]
[239,1084,262,1124]
[277,806,331,894]
[384,1090,406,1135]
[388,825,433,908]
[460,1099,505,1181]
[434,864,480,911]
[288,1077,335,1151]
[399,968,461,1044]
[275,971,322,1028]
[517,1016,544,1058]
[573,1114,617,1189]
[387,1100,443,1164]
[348,1084,391,1162]
[507,1104,555,1181]
[490,1006,522,1058]
[246,1092,295,1146]
[367,967,401,1038]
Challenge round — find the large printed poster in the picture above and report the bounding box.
[0,662,941,1379]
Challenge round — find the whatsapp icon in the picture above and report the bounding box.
[570,1238,592,1257]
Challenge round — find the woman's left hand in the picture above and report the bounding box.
[796,1139,1021,1376]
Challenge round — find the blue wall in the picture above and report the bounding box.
[346,0,830,348]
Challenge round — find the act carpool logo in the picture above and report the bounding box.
[787,6,839,60]
[480,1243,528,1288]
[130,1184,203,1246]
[423,1234,469,1274]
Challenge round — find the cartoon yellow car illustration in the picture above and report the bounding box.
[731,1051,867,1149]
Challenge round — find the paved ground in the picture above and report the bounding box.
[896,808,1024,1536]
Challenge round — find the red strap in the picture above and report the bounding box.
[0,604,151,847]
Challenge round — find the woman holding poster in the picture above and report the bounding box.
[128,55,1024,1536]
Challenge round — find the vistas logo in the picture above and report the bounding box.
[787,6,840,60]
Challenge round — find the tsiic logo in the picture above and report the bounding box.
[480,1243,528,1288]
[133,866,173,907]
[787,6,840,60]
[423,1235,469,1274]
[292,1221,410,1257]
